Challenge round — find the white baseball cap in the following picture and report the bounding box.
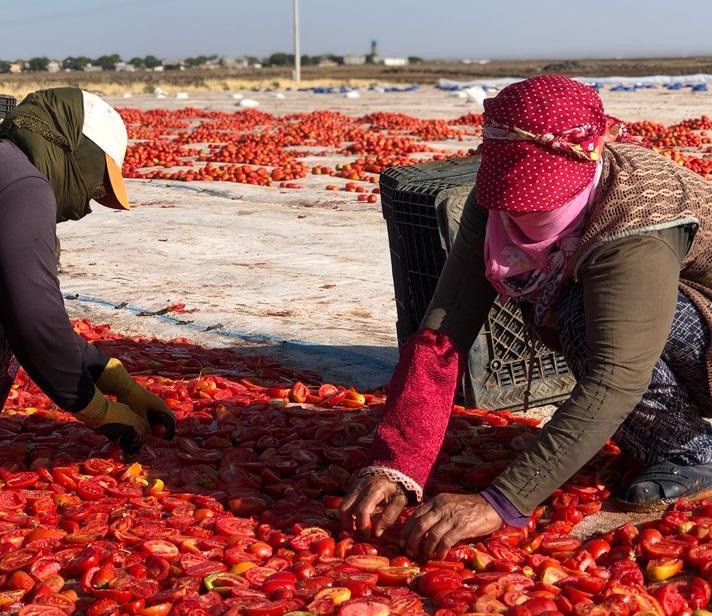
[81,90,130,210]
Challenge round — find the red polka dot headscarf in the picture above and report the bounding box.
[475,74,629,213]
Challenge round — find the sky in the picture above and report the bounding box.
[3,0,712,62]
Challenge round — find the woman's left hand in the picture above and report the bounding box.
[401,492,503,560]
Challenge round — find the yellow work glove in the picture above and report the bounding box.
[76,386,149,453]
[97,358,176,440]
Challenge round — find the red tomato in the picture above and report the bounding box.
[261,570,297,595]
[432,586,479,610]
[317,384,340,399]
[0,490,26,510]
[336,599,391,616]
[417,569,462,598]
[5,471,40,488]
[376,565,421,586]
[0,548,38,572]
[86,599,121,616]
[687,544,712,570]
[29,556,61,582]
[244,566,283,588]
[644,537,690,559]
[652,583,688,616]
[179,554,226,577]
[292,561,316,580]
[140,540,179,562]
[288,527,331,552]
[137,604,172,616]
[583,538,611,561]
[247,541,273,559]
[345,555,390,572]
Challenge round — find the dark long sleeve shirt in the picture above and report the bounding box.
[0,139,108,412]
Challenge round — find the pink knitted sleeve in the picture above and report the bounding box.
[366,327,463,496]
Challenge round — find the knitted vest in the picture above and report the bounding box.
[570,142,712,392]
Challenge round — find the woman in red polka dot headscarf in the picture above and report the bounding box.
[341,74,712,558]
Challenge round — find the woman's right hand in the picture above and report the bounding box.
[339,473,409,539]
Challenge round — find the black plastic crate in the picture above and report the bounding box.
[0,95,16,121]
[380,156,575,411]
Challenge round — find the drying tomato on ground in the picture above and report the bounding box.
[0,319,707,615]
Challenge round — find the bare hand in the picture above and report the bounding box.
[401,492,502,560]
[339,474,409,539]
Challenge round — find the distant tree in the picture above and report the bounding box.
[245,56,259,66]
[27,57,50,72]
[408,56,423,64]
[0,61,10,74]
[94,54,122,70]
[300,55,316,66]
[267,52,293,67]
[128,57,145,68]
[143,55,162,69]
[185,55,209,67]
[62,56,92,70]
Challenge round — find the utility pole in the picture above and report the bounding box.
[293,0,301,83]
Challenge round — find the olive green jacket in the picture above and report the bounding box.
[424,143,711,514]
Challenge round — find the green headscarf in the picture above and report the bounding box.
[0,87,107,222]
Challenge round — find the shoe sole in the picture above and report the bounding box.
[616,486,712,513]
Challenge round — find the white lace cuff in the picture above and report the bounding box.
[357,465,423,502]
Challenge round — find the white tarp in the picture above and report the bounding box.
[437,73,712,91]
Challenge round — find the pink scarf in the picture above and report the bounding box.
[484,162,601,304]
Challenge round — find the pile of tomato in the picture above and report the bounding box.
[115,105,712,198]
[0,320,710,614]
[118,107,477,192]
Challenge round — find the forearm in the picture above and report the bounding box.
[369,327,463,496]
[369,191,495,493]
[492,377,640,513]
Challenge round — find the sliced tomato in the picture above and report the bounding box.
[0,490,27,510]
[179,554,226,577]
[376,565,421,586]
[214,516,255,537]
[5,471,40,488]
[317,384,340,399]
[140,540,179,562]
[29,556,61,582]
[288,527,331,551]
[687,544,712,570]
[137,604,172,616]
[0,548,38,572]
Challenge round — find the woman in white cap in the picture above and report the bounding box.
[0,87,175,452]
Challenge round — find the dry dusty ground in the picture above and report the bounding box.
[58,85,712,385]
[56,84,712,536]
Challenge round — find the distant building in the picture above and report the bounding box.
[343,55,367,65]
[9,61,23,74]
[221,57,249,68]
[382,57,408,67]
[114,62,136,72]
[161,59,185,71]
[318,58,339,68]
[47,60,61,73]
[82,64,103,72]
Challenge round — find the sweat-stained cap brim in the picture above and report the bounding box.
[98,154,130,210]
[81,91,130,210]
